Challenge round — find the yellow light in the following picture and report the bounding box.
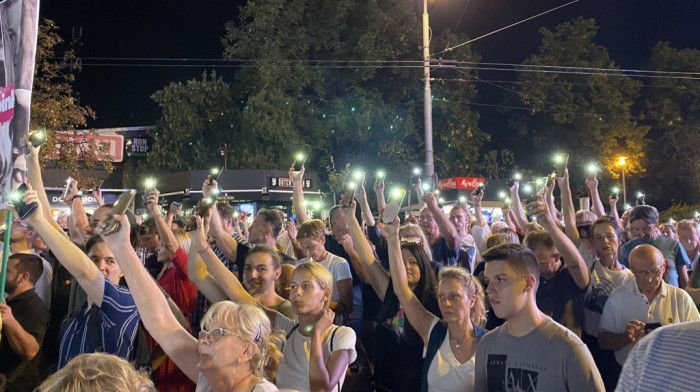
[210,167,220,175]
[391,188,403,199]
[145,178,155,188]
[618,156,627,166]
[295,153,305,161]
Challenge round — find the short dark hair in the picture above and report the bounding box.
[591,216,622,239]
[629,205,659,224]
[85,235,105,254]
[257,209,284,238]
[172,219,186,230]
[217,203,234,223]
[523,231,554,252]
[247,245,282,269]
[10,253,44,285]
[140,217,158,236]
[482,243,540,287]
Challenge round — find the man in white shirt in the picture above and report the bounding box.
[677,219,700,272]
[598,244,700,365]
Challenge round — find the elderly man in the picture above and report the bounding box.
[677,219,700,272]
[619,206,690,288]
[598,244,700,366]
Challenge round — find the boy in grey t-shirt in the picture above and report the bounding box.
[476,242,604,392]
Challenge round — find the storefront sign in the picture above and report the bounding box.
[438,177,485,191]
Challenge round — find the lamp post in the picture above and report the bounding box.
[618,156,627,206]
[220,143,228,170]
[422,0,434,181]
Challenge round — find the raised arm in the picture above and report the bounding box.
[24,143,65,235]
[290,164,309,224]
[380,220,436,347]
[531,194,589,289]
[609,194,620,226]
[0,304,40,360]
[203,180,238,261]
[146,189,178,258]
[424,193,460,251]
[165,202,182,228]
[65,179,90,245]
[340,200,389,300]
[98,214,200,382]
[373,178,386,213]
[557,170,581,248]
[191,217,256,307]
[509,181,529,232]
[586,177,605,218]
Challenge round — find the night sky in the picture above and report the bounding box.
[39,0,700,130]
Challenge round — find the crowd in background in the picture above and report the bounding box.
[1,142,699,392]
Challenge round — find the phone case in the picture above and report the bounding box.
[98,190,136,236]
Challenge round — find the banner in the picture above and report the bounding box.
[438,177,485,191]
[0,0,41,207]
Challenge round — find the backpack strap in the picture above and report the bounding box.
[420,321,448,392]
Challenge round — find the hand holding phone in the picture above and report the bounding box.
[23,129,47,154]
[96,190,136,236]
[341,182,358,208]
[293,153,307,172]
[382,189,406,224]
[11,183,37,220]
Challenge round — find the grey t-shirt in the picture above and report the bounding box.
[271,299,296,321]
[474,317,604,392]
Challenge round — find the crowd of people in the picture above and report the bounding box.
[1,141,699,392]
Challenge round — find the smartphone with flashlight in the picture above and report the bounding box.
[23,129,47,154]
[171,201,182,210]
[537,176,550,194]
[382,189,406,224]
[208,166,225,182]
[474,182,487,196]
[341,182,358,208]
[97,190,136,236]
[11,183,37,220]
[143,179,157,205]
[293,153,307,172]
[553,153,569,176]
[636,192,646,206]
[62,178,73,199]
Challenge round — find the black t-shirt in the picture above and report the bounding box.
[536,263,586,337]
[0,289,50,391]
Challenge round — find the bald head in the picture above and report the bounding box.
[629,245,664,270]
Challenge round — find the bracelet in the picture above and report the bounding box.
[71,195,82,201]
[474,204,481,207]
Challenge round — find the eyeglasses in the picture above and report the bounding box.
[632,268,663,278]
[630,223,655,234]
[198,327,247,343]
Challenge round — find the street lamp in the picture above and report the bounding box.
[618,156,627,206]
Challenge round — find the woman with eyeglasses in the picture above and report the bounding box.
[187,211,357,392]
[338,202,440,392]
[92,212,281,392]
[379,217,488,392]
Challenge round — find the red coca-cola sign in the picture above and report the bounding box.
[438,177,485,191]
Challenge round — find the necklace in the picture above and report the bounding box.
[450,334,470,357]
[229,372,255,392]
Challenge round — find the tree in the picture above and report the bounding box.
[642,42,700,205]
[510,17,648,181]
[142,0,485,184]
[30,19,112,185]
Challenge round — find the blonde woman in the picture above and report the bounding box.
[182,216,357,392]
[95,214,281,392]
[36,353,155,392]
[381,220,488,392]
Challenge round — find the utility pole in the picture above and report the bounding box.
[422,0,434,181]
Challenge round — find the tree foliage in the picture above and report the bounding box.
[511,17,648,179]
[147,0,487,185]
[30,19,112,185]
[642,42,700,204]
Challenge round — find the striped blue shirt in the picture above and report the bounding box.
[58,277,140,369]
[616,321,700,391]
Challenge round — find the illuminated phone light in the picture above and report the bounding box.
[513,173,522,181]
[421,182,431,191]
[144,178,156,188]
[376,170,385,179]
[523,184,533,194]
[459,196,466,203]
[233,212,240,218]
[438,197,445,203]
[213,188,221,195]
[612,187,620,193]
[636,192,644,198]
[391,188,403,199]
[624,204,631,210]
[210,167,220,175]
[313,202,322,210]
[535,178,543,186]
[353,171,364,180]
[347,182,356,190]
[434,190,441,195]
[498,191,506,199]
[413,167,421,176]
[586,163,598,174]
[553,154,563,163]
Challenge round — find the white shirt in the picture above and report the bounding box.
[275,315,357,392]
[470,224,491,255]
[297,253,352,303]
[424,318,476,392]
[582,258,634,337]
[195,373,278,392]
[598,278,700,364]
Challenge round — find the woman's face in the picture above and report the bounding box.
[288,270,328,316]
[437,278,475,325]
[197,321,253,373]
[401,248,422,287]
[88,241,122,286]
